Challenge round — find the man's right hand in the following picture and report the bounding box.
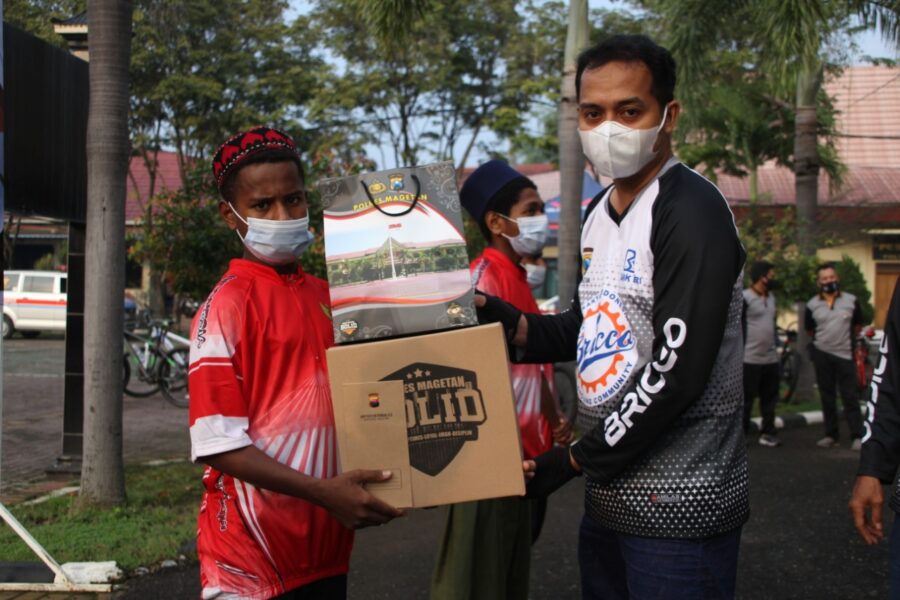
[849,475,885,544]
[475,292,527,346]
[314,469,405,530]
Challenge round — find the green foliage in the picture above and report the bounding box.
[3,0,85,47]
[129,0,324,173]
[463,212,487,263]
[739,208,874,322]
[0,462,202,571]
[740,207,819,306]
[834,255,875,324]
[128,166,241,301]
[307,0,567,168]
[34,241,68,272]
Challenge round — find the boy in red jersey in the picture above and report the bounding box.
[190,126,402,600]
[430,160,572,600]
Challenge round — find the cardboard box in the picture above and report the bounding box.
[318,161,478,344]
[327,323,525,508]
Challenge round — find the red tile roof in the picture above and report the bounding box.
[126,152,183,223]
[825,65,900,168]
[457,162,556,187]
[715,163,900,207]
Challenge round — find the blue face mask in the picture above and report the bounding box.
[229,204,314,265]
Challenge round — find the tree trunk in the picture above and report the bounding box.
[556,0,589,311]
[80,0,134,507]
[794,65,822,255]
[791,64,823,404]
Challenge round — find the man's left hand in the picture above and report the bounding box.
[849,475,885,545]
[525,445,581,499]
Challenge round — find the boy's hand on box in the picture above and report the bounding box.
[475,292,525,346]
[316,469,405,529]
[525,446,582,499]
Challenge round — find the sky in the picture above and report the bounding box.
[289,1,900,169]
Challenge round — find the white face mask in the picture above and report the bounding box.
[523,263,546,290]
[229,204,314,265]
[579,104,669,180]
[501,214,549,257]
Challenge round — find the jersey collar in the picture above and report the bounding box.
[229,258,307,285]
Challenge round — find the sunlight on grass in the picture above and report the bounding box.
[0,462,204,572]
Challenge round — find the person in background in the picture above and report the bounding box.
[743,260,782,447]
[521,253,548,295]
[849,278,900,598]
[806,262,865,450]
[430,159,571,600]
[520,250,574,543]
[189,126,402,600]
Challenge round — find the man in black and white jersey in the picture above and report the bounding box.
[850,279,900,599]
[476,34,747,598]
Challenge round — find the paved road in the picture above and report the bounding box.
[1,336,191,496]
[116,426,894,599]
[2,337,891,598]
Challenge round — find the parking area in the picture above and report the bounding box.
[1,335,191,497]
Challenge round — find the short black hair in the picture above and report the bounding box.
[575,34,676,109]
[750,261,774,283]
[478,177,537,241]
[219,149,305,203]
[816,262,837,275]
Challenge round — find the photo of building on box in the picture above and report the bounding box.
[319,162,478,343]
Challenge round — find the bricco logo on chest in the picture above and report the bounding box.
[381,362,486,477]
[577,289,637,406]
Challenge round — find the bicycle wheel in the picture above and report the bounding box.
[159,347,190,408]
[123,348,161,397]
[780,351,800,403]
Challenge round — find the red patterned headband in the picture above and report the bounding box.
[212,126,299,190]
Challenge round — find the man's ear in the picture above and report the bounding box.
[484,210,506,237]
[663,101,681,135]
[219,200,238,231]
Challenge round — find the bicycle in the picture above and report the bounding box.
[123,315,190,408]
[776,326,801,403]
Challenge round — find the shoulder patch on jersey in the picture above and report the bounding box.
[196,275,237,348]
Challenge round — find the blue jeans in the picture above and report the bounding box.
[578,514,742,599]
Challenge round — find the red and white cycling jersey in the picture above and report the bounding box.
[471,248,553,460]
[189,259,352,600]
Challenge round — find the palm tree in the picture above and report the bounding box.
[80,0,134,507]
[556,0,589,311]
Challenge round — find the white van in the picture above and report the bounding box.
[3,270,68,339]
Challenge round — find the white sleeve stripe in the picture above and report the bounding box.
[190,333,235,361]
[289,431,310,471]
[277,432,299,464]
[190,415,251,462]
[190,356,232,368]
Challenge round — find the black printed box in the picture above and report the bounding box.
[327,323,525,507]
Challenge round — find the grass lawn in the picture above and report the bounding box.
[0,462,204,572]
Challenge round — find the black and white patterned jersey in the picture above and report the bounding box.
[521,159,748,538]
[858,279,900,513]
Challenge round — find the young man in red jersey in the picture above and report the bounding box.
[430,160,572,600]
[189,126,402,600]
